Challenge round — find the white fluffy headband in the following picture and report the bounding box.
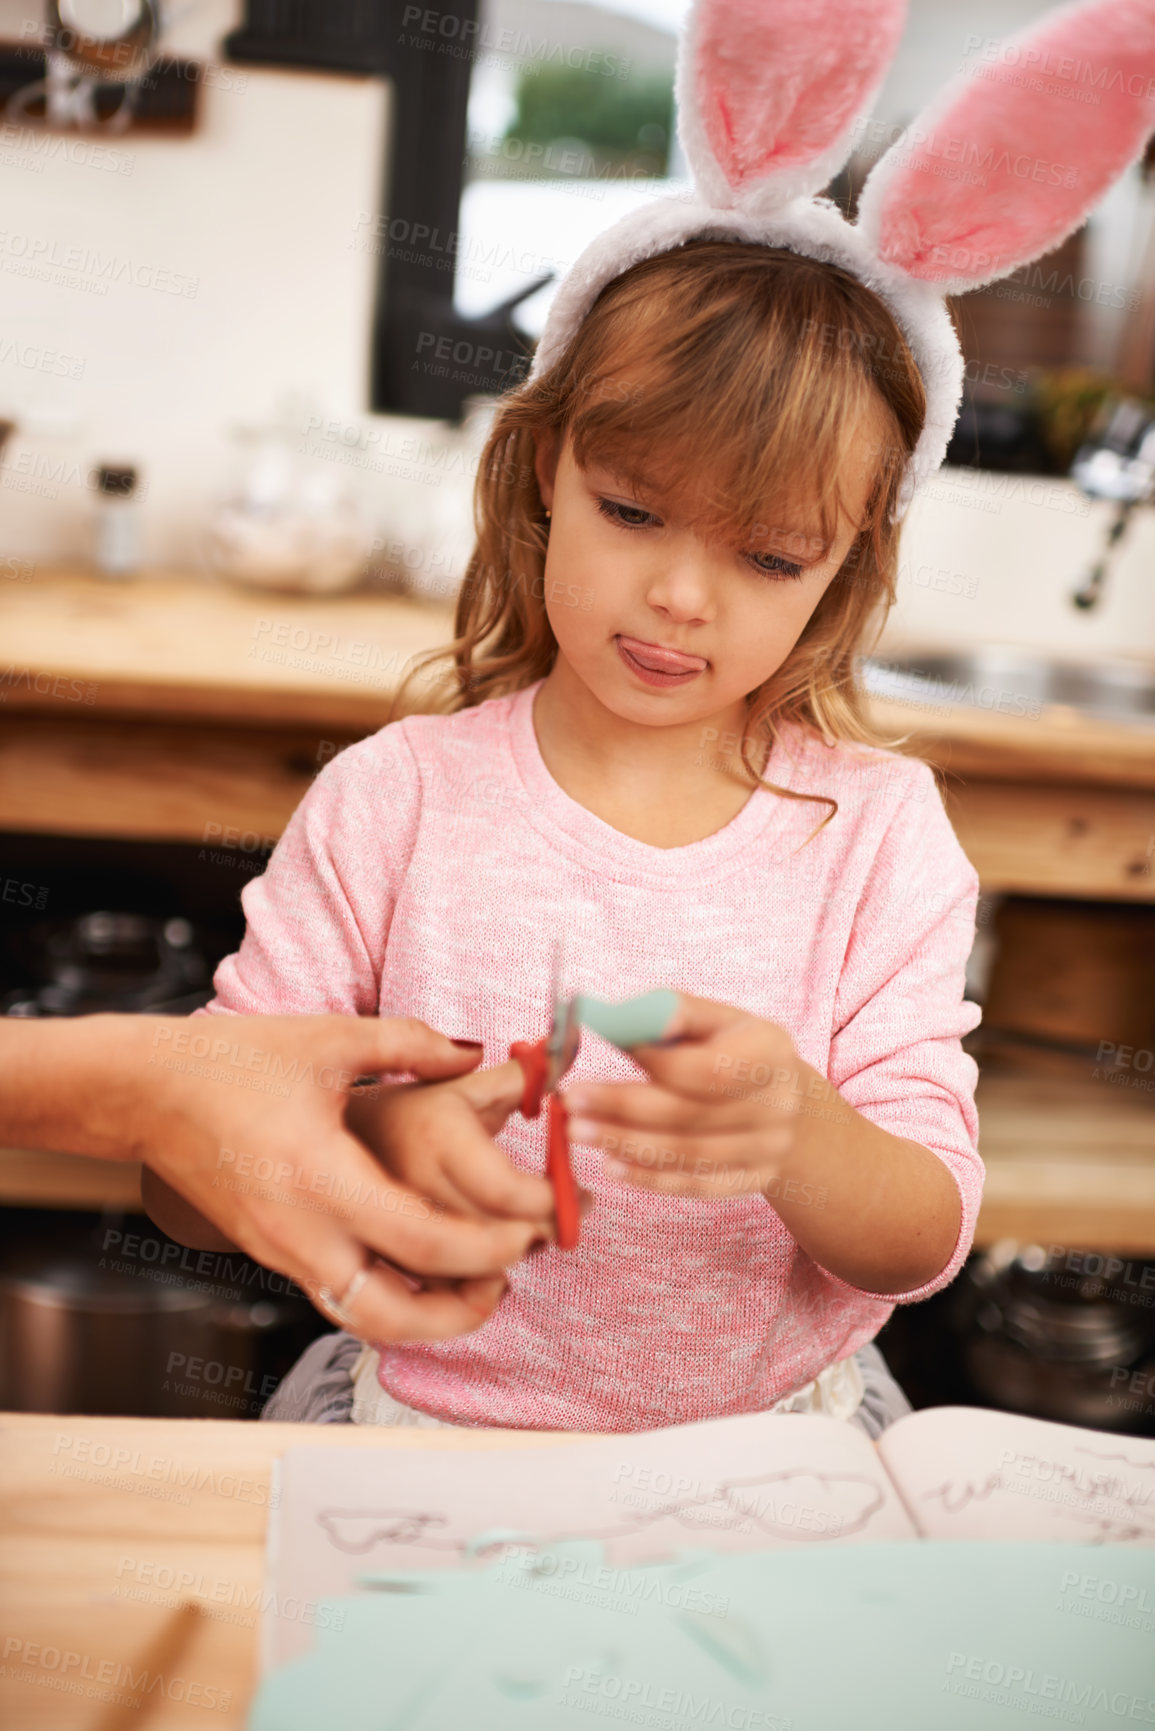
[529,0,1155,519]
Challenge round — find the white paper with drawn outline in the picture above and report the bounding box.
[263,1409,910,1669]
[263,1403,1155,1671]
[877,1405,1155,1545]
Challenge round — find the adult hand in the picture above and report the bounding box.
[137,1016,562,1341]
[0,1013,556,1342]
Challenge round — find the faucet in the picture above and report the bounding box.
[1069,397,1155,609]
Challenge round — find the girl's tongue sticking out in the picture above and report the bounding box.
[615,634,709,688]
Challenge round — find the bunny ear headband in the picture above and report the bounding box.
[529,0,1155,520]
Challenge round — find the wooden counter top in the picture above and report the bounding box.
[0,1411,572,1730]
[864,687,1155,793]
[0,568,457,733]
[3,569,1155,788]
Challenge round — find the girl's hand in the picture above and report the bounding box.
[345,1057,560,1229]
[563,994,964,1295]
[561,994,811,1201]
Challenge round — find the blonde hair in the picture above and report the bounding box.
[397,237,931,829]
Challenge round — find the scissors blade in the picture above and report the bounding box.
[545,937,580,1090]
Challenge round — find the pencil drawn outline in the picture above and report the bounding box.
[318,1509,450,1552]
[315,1468,889,1559]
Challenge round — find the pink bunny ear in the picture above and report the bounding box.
[856,0,1155,291]
[676,0,909,213]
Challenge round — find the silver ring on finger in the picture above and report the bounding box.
[316,1259,375,1330]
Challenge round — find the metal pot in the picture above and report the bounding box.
[954,1242,1155,1433]
[0,1211,319,1418]
[2,910,208,1017]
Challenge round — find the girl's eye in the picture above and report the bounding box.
[595,493,804,581]
[595,496,657,530]
[746,551,804,582]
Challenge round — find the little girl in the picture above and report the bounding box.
[214,0,1153,1436]
[216,235,983,1440]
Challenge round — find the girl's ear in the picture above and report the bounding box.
[676,0,909,216]
[856,0,1155,294]
[533,427,559,512]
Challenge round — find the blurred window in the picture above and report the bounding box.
[455,0,684,340]
[370,0,685,417]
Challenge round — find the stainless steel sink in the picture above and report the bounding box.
[859,648,1155,726]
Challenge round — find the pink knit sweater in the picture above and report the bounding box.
[206,679,983,1431]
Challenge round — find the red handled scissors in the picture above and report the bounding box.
[508,941,582,1250]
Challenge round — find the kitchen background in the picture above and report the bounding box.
[1,0,1154,1436]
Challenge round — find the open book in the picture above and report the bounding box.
[263,1402,1155,1671]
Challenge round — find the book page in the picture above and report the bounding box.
[878,1405,1155,1542]
[264,1408,915,1669]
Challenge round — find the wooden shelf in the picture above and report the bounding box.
[4,1072,1153,1253]
[974,1069,1155,1252]
[943,780,1155,901]
[0,713,333,845]
[0,1146,142,1211]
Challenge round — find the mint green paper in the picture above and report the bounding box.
[573,989,679,1050]
[248,1542,1155,1730]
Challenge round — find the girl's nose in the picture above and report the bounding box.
[644,549,715,624]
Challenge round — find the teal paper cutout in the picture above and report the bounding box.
[248,1542,1155,1731]
[573,989,680,1050]
[674,1605,767,1685]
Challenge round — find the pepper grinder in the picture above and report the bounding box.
[92,463,140,576]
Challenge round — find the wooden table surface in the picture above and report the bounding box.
[0,1411,573,1730]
